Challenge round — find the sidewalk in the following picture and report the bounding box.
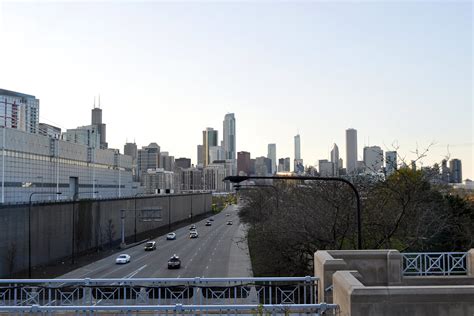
[228,222,253,277]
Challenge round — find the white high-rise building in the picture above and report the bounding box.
[330,143,339,176]
[346,129,358,174]
[385,151,397,176]
[363,146,384,173]
[294,134,301,172]
[0,89,39,134]
[267,143,277,174]
[209,146,225,164]
[223,113,236,160]
[319,159,334,177]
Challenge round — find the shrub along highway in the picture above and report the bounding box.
[58,205,253,279]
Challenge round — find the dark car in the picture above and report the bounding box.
[189,224,196,230]
[227,220,233,225]
[144,241,156,251]
[205,221,212,226]
[209,218,214,221]
[167,254,181,269]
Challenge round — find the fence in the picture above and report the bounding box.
[0,277,339,315]
[402,252,468,276]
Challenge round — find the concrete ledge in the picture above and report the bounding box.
[403,275,474,286]
[314,251,348,303]
[333,270,474,316]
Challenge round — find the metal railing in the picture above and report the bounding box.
[402,252,468,276]
[0,277,339,314]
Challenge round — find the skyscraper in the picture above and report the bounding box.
[0,88,39,134]
[449,159,462,183]
[237,151,251,175]
[202,128,218,166]
[346,128,358,174]
[124,142,138,161]
[91,101,107,149]
[385,151,397,176]
[294,134,301,172]
[223,113,236,160]
[197,145,204,166]
[363,146,384,173]
[137,143,160,182]
[330,144,339,176]
[267,143,277,174]
[209,146,225,164]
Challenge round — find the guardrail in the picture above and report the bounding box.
[402,252,468,276]
[0,303,339,315]
[0,277,330,313]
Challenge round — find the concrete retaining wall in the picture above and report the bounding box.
[0,193,211,277]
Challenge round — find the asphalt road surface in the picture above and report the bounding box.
[58,204,253,279]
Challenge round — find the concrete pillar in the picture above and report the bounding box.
[468,249,474,276]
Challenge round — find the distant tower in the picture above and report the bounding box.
[294,134,301,172]
[91,96,107,149]
[449,159,462,183]
[385,151,397,176]
[346,128,357,174]
[202,128,218,166]
[197,145,204,166]
[363,146,384,173]
[267,144,277,174]
[330,144,339,176]
[223,113,236,160]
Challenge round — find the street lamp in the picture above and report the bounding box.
[29,191,62,278]
[224,175,363,249]
[71,191,98,265]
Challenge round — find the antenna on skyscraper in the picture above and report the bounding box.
[98,94,101,108]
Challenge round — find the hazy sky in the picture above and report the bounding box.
[0,1,472,178]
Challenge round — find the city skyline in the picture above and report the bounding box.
[0,1,471,178]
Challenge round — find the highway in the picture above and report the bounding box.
[58,204,253,279]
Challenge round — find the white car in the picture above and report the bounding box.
[189,230,199,238]
[115,254,131,264]
[166,232,176,240]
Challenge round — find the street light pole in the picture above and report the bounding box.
[29,191,62,278]
[168,194,172,232]
[224,175,363,249]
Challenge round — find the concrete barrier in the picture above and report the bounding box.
[315,249,474,316]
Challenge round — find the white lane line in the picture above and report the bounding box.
[124,264,148,279]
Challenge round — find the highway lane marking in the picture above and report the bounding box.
[124,264,148,279]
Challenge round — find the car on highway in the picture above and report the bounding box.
[205,221,212,226]
[226,213,230,217]
[167,254,181,269]
[227,220,233,225]
[189,230,199,238]
[189,224,196,230]
[209,218,214,221]
[166,232,176,240]
[115,254,131,264]
[144,241,156,251]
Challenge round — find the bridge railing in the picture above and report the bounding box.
[402,252,468,276]
[0,276,332,313]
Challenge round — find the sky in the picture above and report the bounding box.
[0,0,472,179]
